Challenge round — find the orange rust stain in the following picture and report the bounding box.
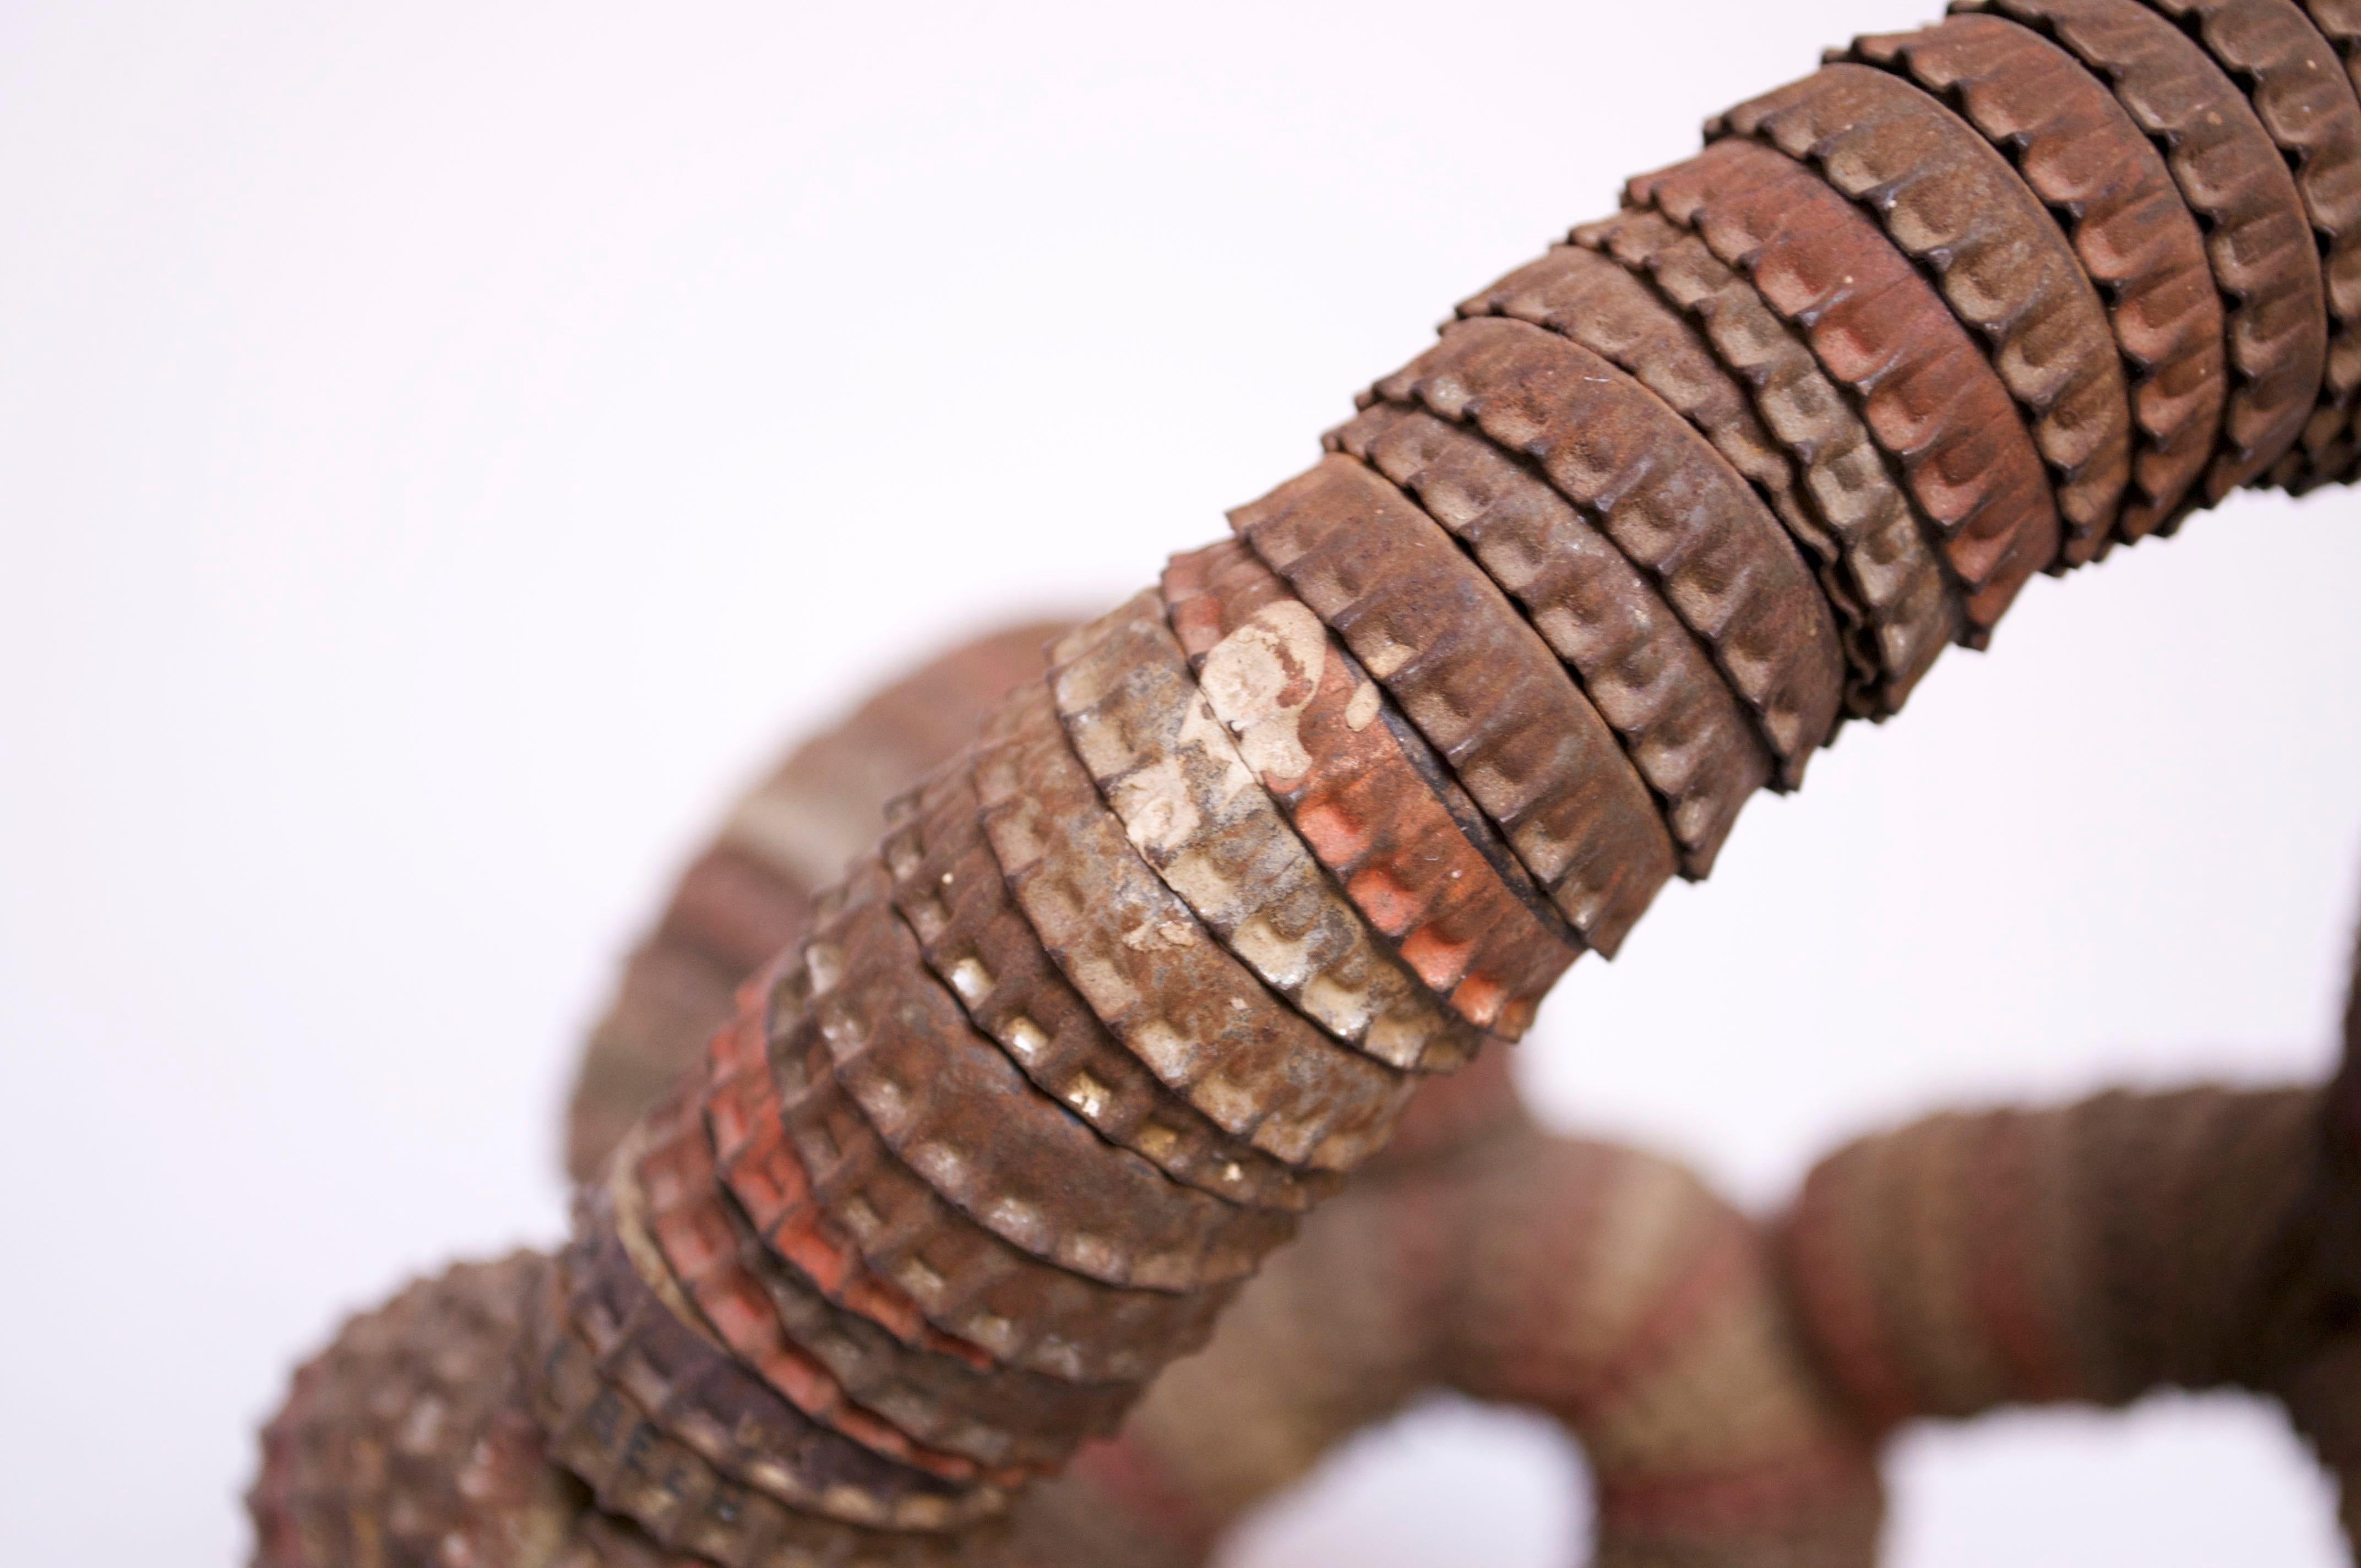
[1292,798,1372,863]
[1396,920,1476,992]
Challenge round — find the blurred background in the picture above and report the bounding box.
[4,1,2359,1561]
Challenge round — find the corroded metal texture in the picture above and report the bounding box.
[781,860,1288,1295]
[558,1169,1004,1531]
[1954,0,2327,503]
[705,963,984,1359]
[2139,0,2361,487]
[1457,239,1886,716]
[883,753,1330,1208]
[977,680,1416,1166]
[1046,595,1478,1069]
[1044,1112,1891,1568]
[1232,454,1677,950]
[251,1254,574,1568]
[1844,13,2227,542]
[251,0,2361,1556]
[769,880,1245,1375]
[1570,209,1960,710]
[1328,400,1776,871]
[1163,539,1581,1036]
[632,1097,1034,1484]
[568,622,1072,1183]
[1371,315,1850,751]
[648,1085,1132,1472]
[1631,137,2063,634]
[1711,62,2135,557]
[1783,1086,2328,1428]
[2302,2,2361,420]
[522,1262,1011,1567]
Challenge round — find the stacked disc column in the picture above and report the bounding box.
[511,2,2361,1561]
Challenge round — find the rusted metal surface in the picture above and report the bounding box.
[713,955,1190,1390]
[1047,595,1477,1070]
[1782,1086,2329,1435]
[1712,63,2134,558]
[1163,540,1582,1038]
[2304,0,2361,477]
[706,962,978,1358]
[572,864,800,1189]
[570,621,1072,1184]
[703,1158,1130,1473]
[246,0,2361,1551]
[977,680,1417,1166]
[2139,0,2361,487]
[551,1509,699,1568]
[1327,401,1774,874]
[1630,138,2063,635]
[1844,13,2227,543]
[1370,314,1852,743]
[1232,455,1677,951]
[1954,0,2326,505]
[558,1166,1004,1530]
[522,1262,1012,1567]
[250,1254,572,1568]
[768,881,1244,1380]
[781,858,1289,1294]
[1571,209,1960,709]
[656,1087,1132,1470]
[634,1091,1072,1480]
[1457,239,1885,717]
[2306,0,2361,475]
[884,750,1332,1205]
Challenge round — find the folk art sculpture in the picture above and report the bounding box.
[249,2,2361,1561]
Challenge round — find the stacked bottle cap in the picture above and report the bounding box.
[515,3,2361,1555]
[255,2,2361,1560]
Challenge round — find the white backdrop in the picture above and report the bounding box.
[4,2,2359,1562]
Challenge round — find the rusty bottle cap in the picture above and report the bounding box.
[1571,209,1960,708]
[250,1254,573,1568]
[707,960,1181,1389]
[1628,138,2063,634]
[761,900,1242,1381]
[1326,401,1776,873]
[1369,314,1854,737]
[1048,590,1483,1065]
[632,1090,1053,1483]
[1843,13,2227,542]
[718,621,1076,900]
[1163,539,1583,1037]
[569,620,1075,1186]
[2133,0,2361,488]
[523,1263,1014,1567]
[976,679,1417,1167]
[1711,62,2135,559]
[2299,0,2361,460]
[1457,239,1885,717]
[1952,0,2327,502]
[556,1158,1006,1531]
[671,1116,1138,1471]
[883,745,1341,1203]
[785,856,1292,1293]
[1231,454,1679,949]
[703,961,977,1358]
